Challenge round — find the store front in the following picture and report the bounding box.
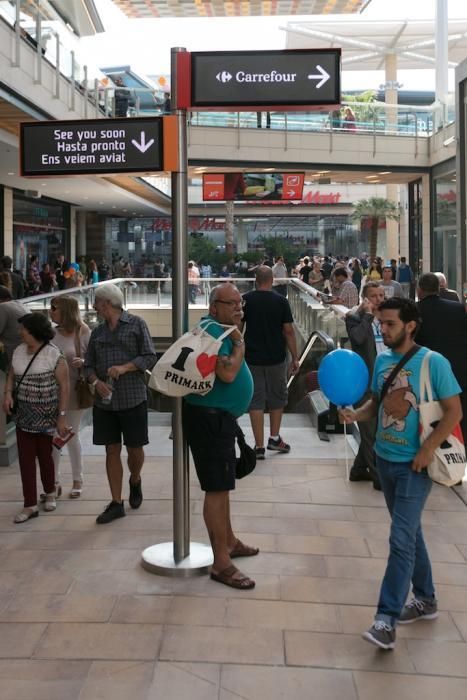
[431,160,457,290]
[12,193,70,278]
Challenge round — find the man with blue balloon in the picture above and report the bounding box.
[338,298,462,651]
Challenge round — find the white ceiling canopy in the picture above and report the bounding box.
[283,17,467,70]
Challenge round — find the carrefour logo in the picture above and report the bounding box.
[216,71,232,83]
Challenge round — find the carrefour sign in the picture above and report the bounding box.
[190,49,341,108]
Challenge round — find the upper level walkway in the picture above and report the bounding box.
[0,413,466,698]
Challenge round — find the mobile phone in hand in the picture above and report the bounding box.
[53,429,75,450]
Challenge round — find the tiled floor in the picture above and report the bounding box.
[0,415,467,699]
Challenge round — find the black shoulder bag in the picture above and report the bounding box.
[378,344,421,405]
[235,424,257,479]
[10,343,47,416]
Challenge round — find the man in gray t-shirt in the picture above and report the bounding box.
[381,266,403,299]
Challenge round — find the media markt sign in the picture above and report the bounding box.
[190,49,341,108]
[20,117,163,177]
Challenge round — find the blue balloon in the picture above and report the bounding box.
[70,262,80,271]
[318,349,369,406]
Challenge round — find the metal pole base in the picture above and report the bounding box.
[141,541,213,577]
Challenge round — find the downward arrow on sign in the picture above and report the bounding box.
[131,131,155,153]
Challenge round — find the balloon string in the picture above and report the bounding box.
[343,420,350,482]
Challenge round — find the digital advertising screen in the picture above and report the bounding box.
[202,172,305,202]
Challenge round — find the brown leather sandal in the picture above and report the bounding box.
[230,539,260,559]
[210,565,255,589]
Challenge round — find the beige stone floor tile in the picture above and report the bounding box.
[0,622,47,658]
[147,662,220,700]
[232,514,320,534]
[338,605,463,641]
[167,596,226,626]
[274,502,356,521]
[229,533,277,553]
[89,530,175,550]
[0,592,116,623]
[2,549,45,570]
[406,638,467,676]
[353,670,467,700]
[220,664,357,700]
[318,519,389,539]
[34,622,163,660]
[423,525,467,544]
[79,660,156,700]
[366,538,466,563]
[2,530,103,551]
[159,624,284,665]
[451,612,467,641]
[435,511,467,527]
[432,561,467,586]
[353,506,395,524]
[15,570,74,595]
[225,598,339,632]
[325,555,386,581]
[276,533,369,556]
[273,465,344,485]
[0,659,90,700]
[285,630,415,672]
[455,543,467,560]
[437,584,467,612]
[0,572,23,596]
[111,594,172,623]
[232,551,326,577]
[70,569,178,596]
[230,486,313,503]
[201,500,273,517]
[52,549,138,573]
[280,574,380,605]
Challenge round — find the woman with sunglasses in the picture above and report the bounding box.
[49,297,91,499]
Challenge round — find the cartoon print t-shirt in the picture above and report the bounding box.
[371,347,461,462]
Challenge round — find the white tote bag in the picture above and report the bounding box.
[419,351,466,486]
[149,320,236,397]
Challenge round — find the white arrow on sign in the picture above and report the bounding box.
[131,131,155,153]
[287,189,296,197]
[307,65,330,89]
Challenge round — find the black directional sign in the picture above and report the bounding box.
[190,49,341,108]
[20,117,163,177]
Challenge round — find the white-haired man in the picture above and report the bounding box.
[85,284,157,524]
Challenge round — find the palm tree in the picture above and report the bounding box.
[351,197,400,261]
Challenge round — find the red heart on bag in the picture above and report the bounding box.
[196,353,218,378]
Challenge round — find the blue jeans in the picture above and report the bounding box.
[375,456,435,627]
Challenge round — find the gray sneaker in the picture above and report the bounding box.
[362,621,396,650]
[398,597,438,625]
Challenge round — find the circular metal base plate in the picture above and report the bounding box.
[141,541,213,577]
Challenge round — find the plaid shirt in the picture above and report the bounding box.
[84,311,156,410]
[336,280,359,309]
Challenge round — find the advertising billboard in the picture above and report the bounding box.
[202,172,305,202]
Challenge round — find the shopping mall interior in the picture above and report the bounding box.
[0,1,467,698]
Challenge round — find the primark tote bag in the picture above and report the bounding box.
[419,351,466,487]
[149,320,236,397]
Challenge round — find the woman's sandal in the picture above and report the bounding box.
[14,507,39,524]
[69,483,82,499]
[230,539,260,559]
[40,483,62,502]
[43,493,57,512]
[210,565,255,589]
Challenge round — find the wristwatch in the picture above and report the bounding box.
[59,411,66,416]
[232,338,244,347]
[91,378,99,387]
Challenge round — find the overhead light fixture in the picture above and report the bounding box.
[378,171,391,175]
[7,172,15,176]
[443,135,455,147]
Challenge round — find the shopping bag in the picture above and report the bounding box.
[419,352,466,487]
[149,320,236,397]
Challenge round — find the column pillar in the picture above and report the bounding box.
[236,219,248,254]
[76,210,87,258]
[3,187,13,258]
[435,0,449,124]
[385,184,400,262]
[398,185,410,260]
[422,173,431,272]
[384,53,398,132]
[225,201,234,255]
